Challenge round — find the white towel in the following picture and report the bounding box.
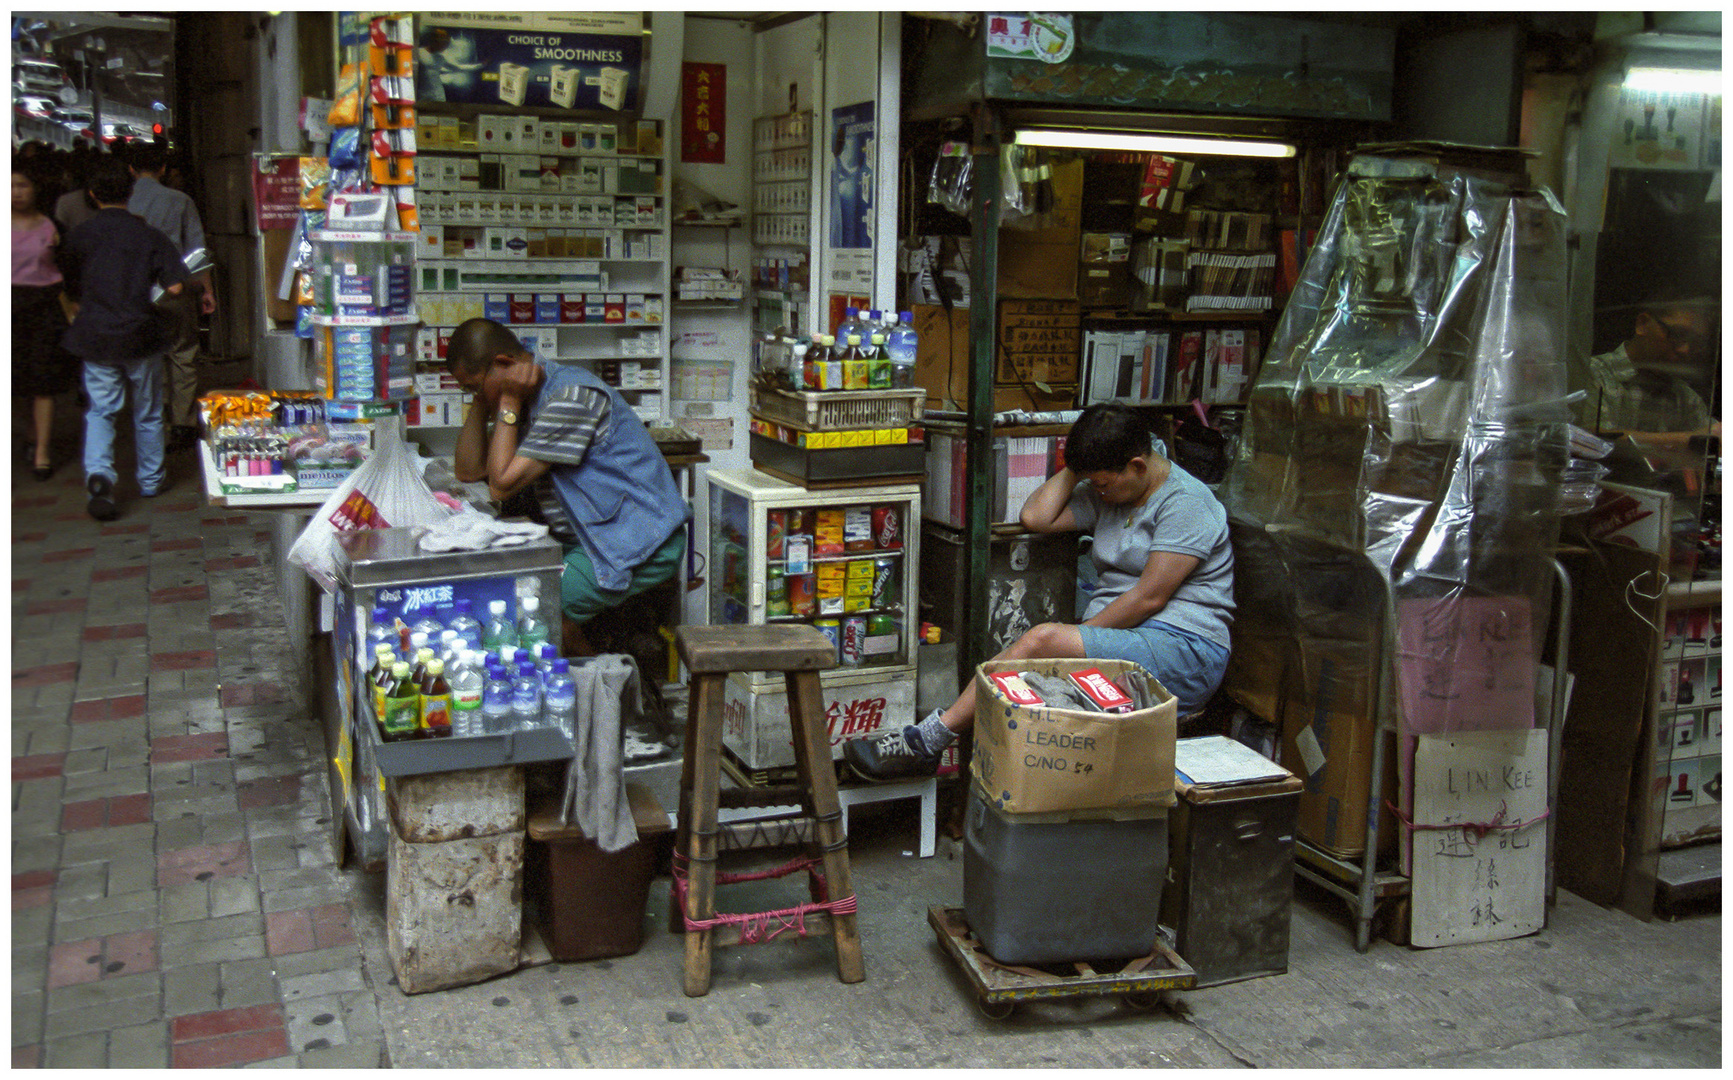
[417,508,550,552]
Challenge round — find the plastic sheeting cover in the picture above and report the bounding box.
[1223,153,1572,738]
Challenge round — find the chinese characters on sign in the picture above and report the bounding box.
[1411,730,1547,947]
[681,62,726,164]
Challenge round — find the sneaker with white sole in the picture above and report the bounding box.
[843,725,939,782]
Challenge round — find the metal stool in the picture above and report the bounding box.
[671,624,865,997]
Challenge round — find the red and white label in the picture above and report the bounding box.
[987,671,1045,707]
[1068,668,1135,713]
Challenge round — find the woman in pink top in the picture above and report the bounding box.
[13,166,76,480]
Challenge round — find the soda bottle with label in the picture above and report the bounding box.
[842,333,868,390]
[867,331,892,390]
[369,644,397,724]
[381,662,419,741]
[419,659,453,738]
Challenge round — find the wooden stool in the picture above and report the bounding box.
[672,624,865,997]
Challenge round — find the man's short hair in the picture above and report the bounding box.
[1064,402,1155,474]
[445,317,526,376]
[128,140,168,174]
[87,158,135,206]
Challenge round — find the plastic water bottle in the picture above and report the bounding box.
[438,629,463,667]
[838,305,863,348]
[543,658,576,740]
[367,607,396,658]
[449,650,484,737]
[481,663,514,735]
[516,595,551,651]
[447,598,483,648]
[410,607,444,643]
[887,310,918,389]
[482,599,517,651]
[510,660,543,730]
[535,643,559,683]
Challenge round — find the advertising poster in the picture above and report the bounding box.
[829,101,874,250]
[253,155,301,230]
[681,62,726,164]
[415,12,642,111]
[985,12,1076,64]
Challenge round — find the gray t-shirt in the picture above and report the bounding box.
[1069,463,1234,649]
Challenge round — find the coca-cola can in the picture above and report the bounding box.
[871,504,901,549]
[840,616,866,666]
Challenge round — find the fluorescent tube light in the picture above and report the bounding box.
[1013,129,1296,158]
[1624,67,1723,95]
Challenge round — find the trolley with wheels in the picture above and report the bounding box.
[927,906,1196,1019]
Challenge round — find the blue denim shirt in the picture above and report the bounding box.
[528,358,689,592]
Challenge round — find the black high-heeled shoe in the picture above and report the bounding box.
[33,462,53,482]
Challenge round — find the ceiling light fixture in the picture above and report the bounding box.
[1013,128,1297,158]
[1623,67,1723,95]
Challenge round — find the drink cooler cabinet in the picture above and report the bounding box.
[325,526,574,868]
[705,468,921,770]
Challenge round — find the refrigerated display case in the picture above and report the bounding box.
[324,526,575,868]
[705,467,920,770]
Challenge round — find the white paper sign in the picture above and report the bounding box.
[1411,730,1547,948]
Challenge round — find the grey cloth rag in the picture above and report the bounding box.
[560,654,643,853]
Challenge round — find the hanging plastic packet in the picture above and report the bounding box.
[298,156,330,210]
[329,61,365,128]
[329,126,363,170]
[927,140,972,216]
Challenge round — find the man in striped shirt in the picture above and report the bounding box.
[446,318,689,651]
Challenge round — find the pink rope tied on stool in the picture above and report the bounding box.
[672,853,859,943]
[1384,799,1551,844]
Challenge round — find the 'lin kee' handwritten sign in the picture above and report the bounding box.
[996,299,1081,385]
[1410,730,1547,947]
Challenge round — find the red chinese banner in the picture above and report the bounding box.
[681,61,726,164]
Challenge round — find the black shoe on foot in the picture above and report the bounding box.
[843,725,939,782]
[86,475,118,521]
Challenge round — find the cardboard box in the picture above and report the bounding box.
[1280,635,1396,859]
[972,657,1177,814]
[997,158,1083,299]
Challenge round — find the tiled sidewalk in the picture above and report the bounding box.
[11,440,386,1068]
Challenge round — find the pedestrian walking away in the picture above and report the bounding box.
[126,139,215,451]
[57,156,191,521]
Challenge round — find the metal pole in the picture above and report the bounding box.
[1546,558,1572,913]
[963,104,1002,678]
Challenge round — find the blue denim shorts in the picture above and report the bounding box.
[1078,621,1230,715]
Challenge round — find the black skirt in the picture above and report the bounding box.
[12,284,79,397]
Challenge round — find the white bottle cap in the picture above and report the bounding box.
[489,599,507,614]
[410,631,428,647]
[523,596,539,613]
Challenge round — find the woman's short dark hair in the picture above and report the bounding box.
[86,157,134,205]
[1064,402,1154,474]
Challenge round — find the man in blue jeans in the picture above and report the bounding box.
[846,402,1236,780]
[59,157,190,521]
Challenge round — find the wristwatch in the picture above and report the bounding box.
[497,408,519,425]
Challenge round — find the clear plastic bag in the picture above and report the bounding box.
[287,423,456,591]
[926,140,972,216]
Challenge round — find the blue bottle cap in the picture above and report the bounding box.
[551,658,569,673]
